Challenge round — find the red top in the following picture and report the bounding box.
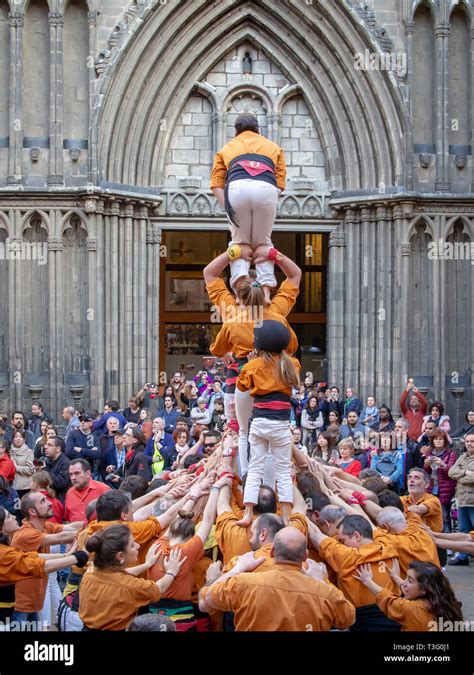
[41,489,65,524]
[399,389,428,441]
[64,480,111,522]
[341,459,362,478]
[0,454,16,483]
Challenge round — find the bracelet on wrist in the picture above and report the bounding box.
[165,571,176,579]
[268,247,280,262]
[227,245,241,261]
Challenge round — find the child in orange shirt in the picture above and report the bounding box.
[236,320,300,527]
[354,560,463,631]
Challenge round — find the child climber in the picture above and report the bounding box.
[235,319,300,527]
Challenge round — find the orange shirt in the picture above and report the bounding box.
[210,130,286,191]
[318,537,400,608]
[0,544,46,586]
[307,543,338,586]
[147,535,203,600]
[73,517,162,577]
[215,511,306,566]
[202,561,355,631]
[79,567,162,630]
[11,521,64,612]
[207,278,299,358]
[237,355,301,398]
[64,480,111,522]
[375,588,434,631]
[224,542,274,573]
[374,514,440,576]
[191,556,214,604]
[215,511,252,566]
[401,492,443,533]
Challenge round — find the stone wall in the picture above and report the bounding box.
[0,0,471,420]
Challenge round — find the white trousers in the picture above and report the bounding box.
[243,417,293,504]
[224,392,235,423]
[39,572,62,627]
[234,388,277,487]
[227,179,279,288]
[235,387,254,475]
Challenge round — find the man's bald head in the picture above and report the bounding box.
[250,513,285,551]
[272,527,307,564]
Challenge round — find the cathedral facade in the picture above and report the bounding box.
[0,0,472,422]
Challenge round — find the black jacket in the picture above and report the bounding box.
[321,399,344,426]
[121,448,151,481]
[65,429,101,465]
[45,452,71,503]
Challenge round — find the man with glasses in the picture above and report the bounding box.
[202,431,222,457]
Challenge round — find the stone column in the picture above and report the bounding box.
[8,212,21,409]
[434,23,450,192]
[215,112,227,149]
[392,203,411,405]
[343,206,360,391]
[85,233,97,411]
[146,223,161,382]
[136,206,148,390]
[7,13,24,185]
[268,113,282,145]
[404,20,415,191]
[48,12,64,185]
[85,197,104,409]
[47,230,63,419]
[327,224,346,387]
[374,205,391,405]
[359,206,376,396]
[109,200,120,400]
[471,25,474,192]
[122,202,134,403]
[87,11,98,184]
[432,214,443,399]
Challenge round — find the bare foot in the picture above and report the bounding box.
[235,507,253,528]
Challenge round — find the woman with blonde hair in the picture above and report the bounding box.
[330,438,362,478]
[235,320,300,526]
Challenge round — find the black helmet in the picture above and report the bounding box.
[254,320,290,353]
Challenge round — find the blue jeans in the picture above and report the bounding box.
[455,506,474,560]
[11,611,40,630]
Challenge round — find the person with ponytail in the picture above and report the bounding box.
[235,320,300,527]
[78,524,187,631]
[0,505,88,622]
[354,559,463,631]
[204,247,301,479]
[147,474,232,631]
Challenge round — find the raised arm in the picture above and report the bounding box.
[196,476,233,544]
[253,247,301,287]
[305,517,329,551]
[203,253,231,285]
